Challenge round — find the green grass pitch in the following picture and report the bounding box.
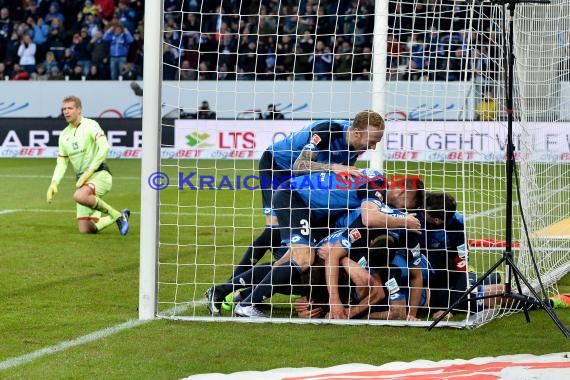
[0,158,569,378]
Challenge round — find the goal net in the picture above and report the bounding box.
[139,0,570,328]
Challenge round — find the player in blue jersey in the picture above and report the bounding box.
[205,111,385,316]
[424,192,504,319]
[242,111,385,272]
[205,111,384,315]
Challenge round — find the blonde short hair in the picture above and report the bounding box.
[62,95,82,109]
[351,110,385,131]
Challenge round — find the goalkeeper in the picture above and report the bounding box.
[46,95,130,235]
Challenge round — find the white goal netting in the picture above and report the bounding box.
[140,0,570,327]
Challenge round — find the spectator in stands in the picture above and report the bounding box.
[82,0,98,17]
[263,104,284,120]
[182,12,200,35]
[353,46,372,80]
[102,21,132,80]
[30,63,48,80]
[162,42,177,80]
[179,60,197,80]
[0,8,15,63]
[46,21,65,60]
[447,47,471,81]
[197,61,215,80]
[60,47,77,76]
[237,40,257,80]
[120,61,137,80]
[386,34,408,80]
[424,28,441,80]
[88,29,108,79]
[68,64,84,80]
[333,39,353,80]
[28,16,49,62]
[23,1,42,21]
[404,33,425,81]
[47,65,63,80]
[185,0,200,13]
[82,13,101,38]
[127,29,143,78]
[42,50,59,74]
[0,62,5,79]
[4,31,21,68]
[18,33,36,73]
[309,40,333,80]
[115,0,138,34]
[44,2,64,27]
[86,64,102,80]
[95,0,115,23]
[11,63,30,80]
[275,34,294,80]
[216,62,234,80]
[71,29,91,75]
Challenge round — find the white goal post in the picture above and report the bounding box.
[139,0,570,327]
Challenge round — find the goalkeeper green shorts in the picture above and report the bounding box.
[76,170,113,220]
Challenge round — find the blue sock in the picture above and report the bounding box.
[218,264,272,295]
[242,260,302,306]
[230,225,280,278]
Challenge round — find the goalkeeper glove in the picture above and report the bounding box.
[76,169,94,188]
[46,181,58,203]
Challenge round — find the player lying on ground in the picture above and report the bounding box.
[293,255,385,319]
[46,95,130,235]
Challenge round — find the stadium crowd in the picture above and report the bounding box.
[0,0,519,82]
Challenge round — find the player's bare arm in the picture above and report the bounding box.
[292,146,361,175]
[360,201,421,230]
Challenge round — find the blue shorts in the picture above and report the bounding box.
[258,150,291,216]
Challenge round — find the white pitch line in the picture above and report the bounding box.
[1,209,256,217]
[0,319,148,371]
[0,303,195,371]
[0,174,142,181]
[464,204,506,222]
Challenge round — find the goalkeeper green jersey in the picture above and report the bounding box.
[57,117,108,175]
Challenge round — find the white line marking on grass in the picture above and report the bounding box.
[0,209,19,215]
[464,205,505,222]
[0,174,141,181]
[0,319,147,371]
[0,303,194,371]
[6,209,256,217]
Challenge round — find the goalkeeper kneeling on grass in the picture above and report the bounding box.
[46,95,130,235]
